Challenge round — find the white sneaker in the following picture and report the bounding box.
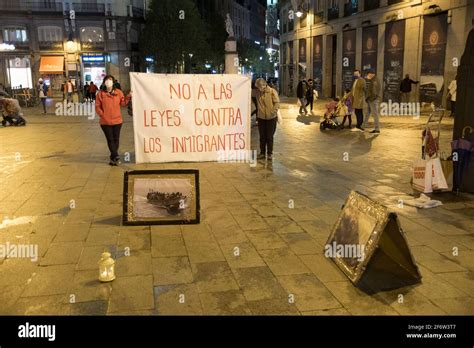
[350,128,358,132]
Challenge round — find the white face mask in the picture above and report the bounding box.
[105,80,114,89]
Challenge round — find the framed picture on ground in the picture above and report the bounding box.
[325,190,421,292]
[123,169,200,225]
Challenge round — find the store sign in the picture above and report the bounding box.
[130,73,251,163]
[362,26,378,75]
[0,43,15,51]
[419,13,448,105]
[383,20,405,102]
[82,55,105,62]
[312,35,323,94]
[342,30,356,93]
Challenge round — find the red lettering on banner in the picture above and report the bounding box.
[143,137,161,153]
[213,83,233,100]
[197,84,208,100]
[169,83,191,100]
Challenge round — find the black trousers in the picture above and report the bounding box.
[40,98,47,113]
[305,97,314,111]
[354,108,364,128]
[257,117,277,155]
[100,124,122,160]
[342,114,352,127]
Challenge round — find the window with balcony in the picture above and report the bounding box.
[344,0,358,16]
[313,0,324,24]
[80,27,104,42]
[327,0,339,20]
[38,26,62,42]
[364,0,380,11]
[80,26,104,50]
[38,26,63,50]
[3,27,28,43]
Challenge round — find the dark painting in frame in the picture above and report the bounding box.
[123,169,200,226]
[325,190,421,292]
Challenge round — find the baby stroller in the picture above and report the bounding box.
[320,99,345,130]
[1,98,26,127]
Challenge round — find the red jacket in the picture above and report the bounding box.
[95,89,130,125]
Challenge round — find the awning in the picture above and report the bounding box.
[39,56,64,74]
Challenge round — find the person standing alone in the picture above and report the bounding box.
[296,79,308,115]
[37,78,48,114]
[363,71,381,133]
[95,75,132,166]
[399,74,419,103]
[351,69,366,131]
[255,78,280,160]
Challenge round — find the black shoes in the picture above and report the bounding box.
[109,156,121,166]
[370,130,380,134]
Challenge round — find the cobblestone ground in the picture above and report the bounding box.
[0,98,473,315]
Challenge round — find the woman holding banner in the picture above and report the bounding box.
[95,75,132,166]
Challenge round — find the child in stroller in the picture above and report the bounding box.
[320,97,345,130]
[0,97,26,127]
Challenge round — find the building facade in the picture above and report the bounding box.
[0,0,146,95]
[279,0,474,106]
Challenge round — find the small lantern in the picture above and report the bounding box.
[98,251,115,282]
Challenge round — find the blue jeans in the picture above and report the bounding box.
[364,99,380,131]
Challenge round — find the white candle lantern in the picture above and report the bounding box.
[98,251,116,282]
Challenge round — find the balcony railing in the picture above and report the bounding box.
[39,41,64,51]
[0,1,105,13]
[80,41,105,51]
[72,2,105,13]
[132,6,145,18]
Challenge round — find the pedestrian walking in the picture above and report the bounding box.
[296,79,308,115]
[84,82,90,102]
[64,79,74,103]
[447,77,457,117]
[341,89,353,128]
[400,74,419,103]
[255,77,280,161]
[363,71,381,133]
[88,81,98,102]
[37,78,48,114]
[351,69,366,131]
[305,79,318,114]
[95,75,132,166]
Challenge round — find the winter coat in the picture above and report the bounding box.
[351,77,366,109]
[95,89,130,125]
[256,86,280,120]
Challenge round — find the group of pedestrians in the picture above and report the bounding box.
[296,78,319,115]
[83,82,99,102]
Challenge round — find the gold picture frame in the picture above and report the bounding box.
[122,170,200,225]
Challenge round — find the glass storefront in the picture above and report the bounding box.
[81,54,106,87]
[6,56,32,88]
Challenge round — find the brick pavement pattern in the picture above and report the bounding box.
[0,99,473,315]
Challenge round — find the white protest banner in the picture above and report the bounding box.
[130,73,251,163]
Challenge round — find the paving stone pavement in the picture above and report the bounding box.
[0,98,473,316]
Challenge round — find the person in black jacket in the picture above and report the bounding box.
[296,79,308,115]
[399,74,419,103]
[305,79,317,114]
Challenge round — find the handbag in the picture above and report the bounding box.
[431,158,448,190]
[412,159,433,193]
